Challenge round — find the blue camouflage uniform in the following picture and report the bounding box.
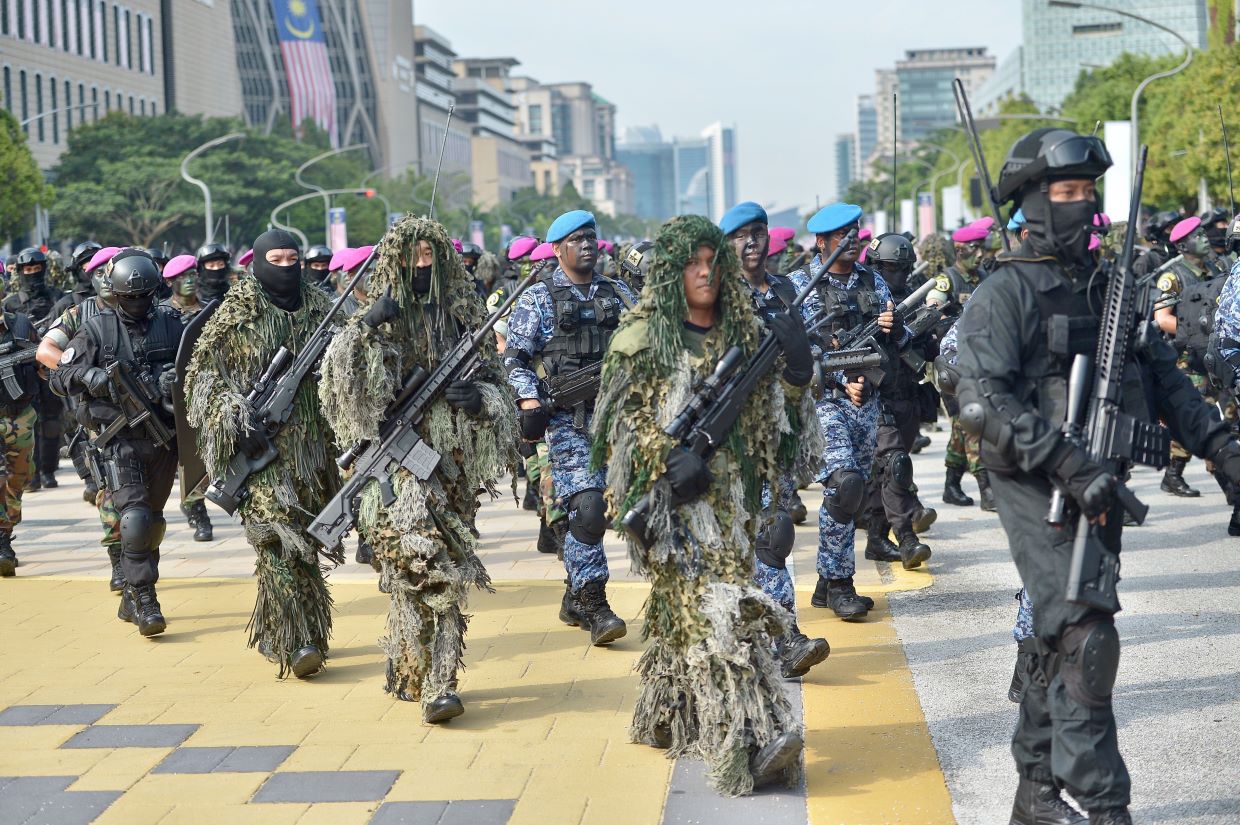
[1013,588,1035,642]
[1216,259,1240,383]
[504,268,636,591]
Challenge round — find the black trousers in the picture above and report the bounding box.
[865,397,921,534]
[990,469,1130,811]
[33,383,64,476]
[104,437,177,588]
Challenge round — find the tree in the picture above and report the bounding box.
[1058,52,1180,129]
[0,110,51,245]
[54,157,191,247]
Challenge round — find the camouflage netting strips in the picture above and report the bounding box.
[317,214,518,707]
[592,214,805,796]
[184,273,343,677]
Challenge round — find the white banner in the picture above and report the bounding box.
[1103,121,1132,223]
[941,184,963,232]
[899,199,915,235]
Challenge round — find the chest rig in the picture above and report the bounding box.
[538,276,624,377]
[815,266,881,336]
[83,306,181,373]
[749,276,797,325]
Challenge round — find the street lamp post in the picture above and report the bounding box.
[180,133,245,245]
[270,187,380,250]
[1047,1,1194,175]
[21,103,102,245]
[295,144,368,244]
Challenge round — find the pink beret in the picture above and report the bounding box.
[85,246,123,274]
[769,227,796,243]
[530,242,556,262]
[952,225,990,243]
[342,245,375,272]
[597,239,614,254]
[450,238,463,253]
[507,236,539,261]
[238,248,254,267]
[858,228,873,242]
[163,254,196,280]
[1093,213,1112,227]
[1169,216,1202,244]
[767,237,788,257]
[328,248,353,272]
[969,216,995,232]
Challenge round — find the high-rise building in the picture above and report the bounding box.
[973,47,1025,115]
[700,122,736,223]
[834,134,856,202]
[871,69,898,174]
[616,126,675,221]
[674,138,710,217]
[895,47,994,142]
[452,56,531,209]
[977,0,1207,115]
[855,94,877,179]
[412,25,471,185]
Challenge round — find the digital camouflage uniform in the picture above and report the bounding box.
[0,311,40,567]
[593,215,804,797]
[318,216,517,710]
[184,275,342,677]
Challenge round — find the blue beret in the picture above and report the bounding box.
[546,210,596,243]
[807,203,863,235]
[1006,208,1026,231]
[719,201,768,235]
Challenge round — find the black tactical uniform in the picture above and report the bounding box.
[4,248,67,489]
[0,310,41,576]
[303,245,334,294]
[195,243,232,303]
[956,129,1240,825]
[51,251,183,638]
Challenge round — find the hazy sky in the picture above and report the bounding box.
[416,0,1024,213]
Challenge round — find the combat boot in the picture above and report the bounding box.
[536,520,559,554]
[1229,505,1240,537]
[181,500,213,542]
[912,434,931,453]
[83,479,98,504]
[355,537,374,565]
[863,522,901,562]
[943,466,974,506]
[896,529,932,570]
[750,731,804,789]
[1009,776,1086,824]
[119,584,167,637]
[976,469,997,512]
[777,622,829,679]
[40,471,58,489]
[522,479,538,511]
[573,581,626,645]
[424,691,465,724]
[558,578,582,625]
[24,474,41,493]
[811,575,869,621]
[911,506,938,534]
[289,644,325,679]
[789,491,808,525]
[0,533,16,578]
[106,545,125,593]
[1087,809,1132,825]
[1160,456,1200,497]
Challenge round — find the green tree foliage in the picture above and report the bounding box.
[1058,52,1181,128]
[0,110,51,245]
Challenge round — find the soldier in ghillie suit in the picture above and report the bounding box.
[593,214,804,797]
[317,216,517,723]
[184,229,342,679]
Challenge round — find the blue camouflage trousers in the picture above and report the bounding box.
[546,411,609,590]
[816,395,880,580]
[1013,588,1035,642]
[756,473,798,615]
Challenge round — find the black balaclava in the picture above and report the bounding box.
[198,264,230,301]
[1020,184,1098,275]
[252,229,303,311]
[411,264,434,294]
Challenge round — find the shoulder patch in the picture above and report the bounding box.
[934,274,953,293]
[608,318,650,357]
[1156,273,1179,294]
[60,347,76,364]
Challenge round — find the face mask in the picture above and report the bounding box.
[117,294,153,319]
[175,274,196,298]
[251,229,303,312]
[411,264,433,295]
[198,266,229,300]
[1049,199,1097,265]
[883,265,911,294]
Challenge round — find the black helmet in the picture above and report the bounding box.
[109,249,161,297]
[1225,214,1240,254]
[15,247,47,289]
[867,233,916,270]
[1201,206,1230,226]
[304,245,333,265]
[460,242,483,259]
[619,241,654,291]
[996,129,1112,206]
[195,243,230,269]
[1145,211,1180,244]
[15,247,46,269]
[71,241,102,272]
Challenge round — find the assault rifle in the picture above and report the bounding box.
[1049,145,1170,611]
[0,340,38,399]
[92,360,175,452]
[545,362,601,428]
[619,229,861,550]
[307,267,540,551]
[205,245,381,514]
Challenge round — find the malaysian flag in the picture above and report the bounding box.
[271,0,337,147]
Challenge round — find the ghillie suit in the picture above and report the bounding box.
[779,244,810,276]
[184,274,342,676]
[45,251,73,292]
[917,232,954,283]
[474,251,501,294]
[318,215,518,712]
[592,215,805,796]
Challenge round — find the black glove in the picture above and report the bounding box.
[519,405,548,441]
[444,379,482,415]
[362,295,400,328]
[234,411,269,459]
[157,368,177,400]
[664,448,714,505]
[1055,447,1116,520]
[1212,440,1240,486]
[768,311,814,386]
[81,367,110,398]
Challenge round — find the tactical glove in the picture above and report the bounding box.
[234,411,269,459]
[362,295,400,328]
[664,448,714,505]
[444,379,483,415]
[157,368,177,400]
[519,405,549,441]
[1054,445,1116,520]
[769,311,814,387]
[1212,440,1240,486]
[81,367,111,398]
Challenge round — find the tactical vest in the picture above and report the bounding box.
[748,275,797,325]
[8,287,60,328]
[815,266,881,335]
[82,306,182,373]
[1175,275,1225,374]
[538,275,625,377]
[0,312,38,406]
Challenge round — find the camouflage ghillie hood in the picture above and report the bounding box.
[474,250,500,288]
[918,233,954,278]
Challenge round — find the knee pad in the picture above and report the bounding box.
[1060,619,1120,709]
[152,516,167,549]
[568,489,607,545]
[889,450,914,491]
[755,510,795,569]
[119,506,156,556]
[824,468,865,523]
